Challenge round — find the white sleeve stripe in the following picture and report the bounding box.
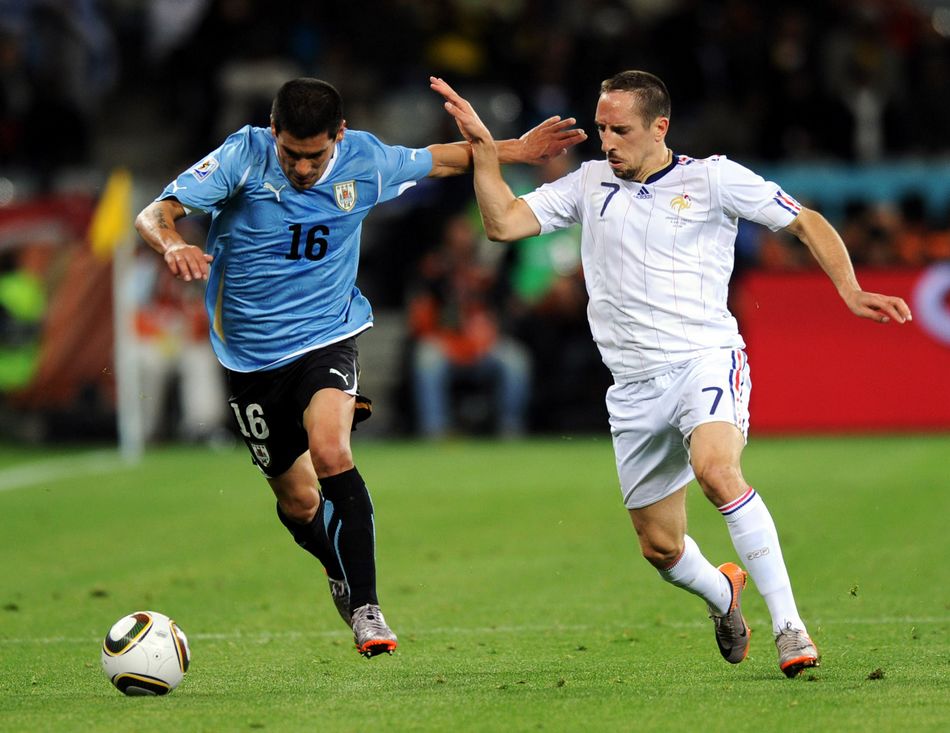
[236,166,250,192]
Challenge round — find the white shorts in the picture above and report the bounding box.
[607,349,751,509]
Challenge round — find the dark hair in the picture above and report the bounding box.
[600,71,671,126]
[271,78,343,139]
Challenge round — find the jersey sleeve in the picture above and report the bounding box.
[366,133,434,204]
[157,125,256,214]
[717,157,802,231]
[521,166,584,234]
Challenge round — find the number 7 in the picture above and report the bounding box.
[600,182,620,216]
[701,386,723,415]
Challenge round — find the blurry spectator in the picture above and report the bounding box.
[906,31,950,156]
[894,194,950,266]
[17,0,117,182]
[0,246,47,392]
[754,227,811,272]
[408,213,531,438]
[513,268,611,433]
[130,234,227,444]
[839,199,899,267]
[822,5,904,161]
[0,25,28,166]
[499,153,611,432]
[506,154,582,306]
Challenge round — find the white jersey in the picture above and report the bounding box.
[522,154,801,382]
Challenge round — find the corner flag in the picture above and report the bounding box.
[89,168,133,260]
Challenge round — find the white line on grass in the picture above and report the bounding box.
[0,450,125,493]
[1,616,946,646]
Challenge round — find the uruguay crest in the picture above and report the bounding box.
[251,442,271,468]
[333,180,357,211]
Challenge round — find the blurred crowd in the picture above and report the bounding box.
[1,0,949,439]
[4,0,950,171]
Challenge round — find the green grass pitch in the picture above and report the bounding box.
[0,435,948,732]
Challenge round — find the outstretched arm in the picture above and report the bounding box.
[135,199,213,282]
[430,77,546,242]
[785,208,912,324]
[426,88,586,177]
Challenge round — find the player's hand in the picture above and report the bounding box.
[164,242,213,282]
[430,76,494,146]
[517,115,587,165]
[843,289,913,324]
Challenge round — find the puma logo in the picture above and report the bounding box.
[329,368,349,385]
[263,181,286,202]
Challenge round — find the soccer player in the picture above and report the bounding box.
[134,78,584,658]
[431,71,912,677]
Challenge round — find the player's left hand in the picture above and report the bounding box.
[843,289,913,324]
[430,76,494,146]
[517,116,587,164]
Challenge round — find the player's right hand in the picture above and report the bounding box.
[164,242,213,282]
[843,289,912,324]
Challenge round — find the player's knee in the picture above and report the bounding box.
[278,492,318,524]
[309,439,353,477]
[692,460,743,503]
[639,537,683,570]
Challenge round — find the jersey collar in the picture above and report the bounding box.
[641,151,677,185]
[314,142,339,186]
[270,137,341,188]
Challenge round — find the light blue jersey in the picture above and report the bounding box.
[158,126,433,372]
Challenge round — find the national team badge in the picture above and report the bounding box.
[333,180,357,211]
[670,194,692,212]
[190,156,219,182]
[251,443,271,468]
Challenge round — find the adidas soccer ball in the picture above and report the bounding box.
[100,611,190,696]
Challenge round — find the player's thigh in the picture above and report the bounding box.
[227,342,364,479]
[608,376,694,510]
[688,421,748,503]
[226,365,309,480]
[675,350,751,502]
[303,388,356,476]
[689,421,745,470]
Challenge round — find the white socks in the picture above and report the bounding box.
[658,534,732,614]
[719,488,804,634]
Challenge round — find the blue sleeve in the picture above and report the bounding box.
[157,126,256,214]
[364,133,433,204]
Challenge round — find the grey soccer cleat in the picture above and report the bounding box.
[775,624,820,678]
[327,576,351,627]
[708,562,752,664]
[350,603,398,658]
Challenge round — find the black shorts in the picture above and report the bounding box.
[225,338,372,478]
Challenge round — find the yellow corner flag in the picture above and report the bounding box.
[89,168,133,260]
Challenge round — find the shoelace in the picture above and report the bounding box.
[353,605,385,630]
[775,625,809,655]
[711,609,738,635]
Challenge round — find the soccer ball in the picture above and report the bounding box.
[100,611,191,696]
